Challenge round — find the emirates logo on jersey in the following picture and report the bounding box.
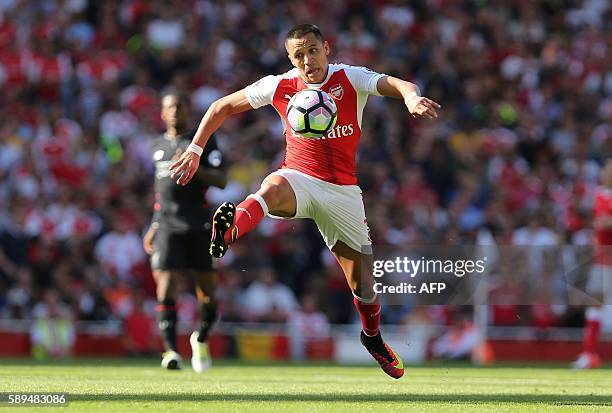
[323,123,355,139]
[329,84,344,100]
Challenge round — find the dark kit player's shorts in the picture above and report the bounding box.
[151,228,215,272]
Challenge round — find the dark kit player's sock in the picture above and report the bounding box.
[353,295,381,337]
[156,299,177,352]
[225,194,268,243]
[197,302,218,343]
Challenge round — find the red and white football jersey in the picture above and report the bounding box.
[594,186,612,265]
[245,64,385,185]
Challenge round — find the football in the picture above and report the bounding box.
[286,89,337,138]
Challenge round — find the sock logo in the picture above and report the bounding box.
[237,207,252,219]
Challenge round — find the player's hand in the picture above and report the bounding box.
[405,95,441,119]
[169,150,201,186]
[143,225,157,255]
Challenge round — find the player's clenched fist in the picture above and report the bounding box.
[169,150,200,186]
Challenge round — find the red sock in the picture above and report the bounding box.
[583,307,602,353]
[225,195,267,243]
[354,296,381,336]
[584,319,601,353]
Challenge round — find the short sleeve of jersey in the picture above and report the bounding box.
[200,136,224,171]
[244,75,280,109]
[344,65,386,96]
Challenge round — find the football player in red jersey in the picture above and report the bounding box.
[170,24,440,379]
[572,156,612,369]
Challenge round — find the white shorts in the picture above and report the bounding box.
[586,264,612,304]
[268,168,372,254]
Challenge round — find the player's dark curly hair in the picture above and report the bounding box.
[285,23,324,44]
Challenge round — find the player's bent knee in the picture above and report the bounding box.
[258,176,295,214]
[258,182,282,207]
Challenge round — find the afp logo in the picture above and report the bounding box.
[329,84,344,100]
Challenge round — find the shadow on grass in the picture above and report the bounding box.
[67,393,612,406]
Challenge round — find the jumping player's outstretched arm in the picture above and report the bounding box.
[170,89,252,186]
[376,76,441,119]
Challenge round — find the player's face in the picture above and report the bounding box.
[161,95,189,130]
[286,33,330,84]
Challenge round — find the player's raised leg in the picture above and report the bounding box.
[153,270,183,370]
[190,271,218,372]
[332,241,404,379]
[210,174,297,257]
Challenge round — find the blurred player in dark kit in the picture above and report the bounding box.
[144,92,226,372]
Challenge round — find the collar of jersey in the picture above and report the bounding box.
[163,133,181,141]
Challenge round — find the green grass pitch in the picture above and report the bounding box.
[1,359,611,412]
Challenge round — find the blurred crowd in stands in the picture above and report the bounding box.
[0,0,610,342]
